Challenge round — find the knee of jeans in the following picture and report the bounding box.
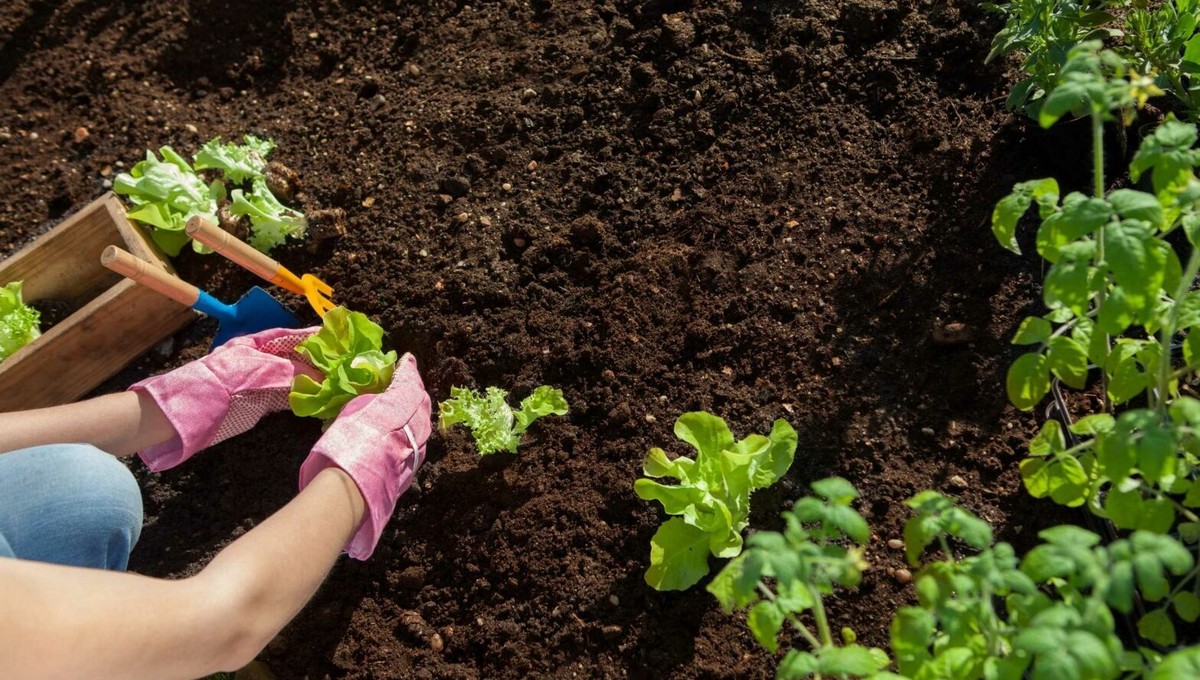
[54,444,144,549]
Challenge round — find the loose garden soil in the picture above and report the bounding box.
[0,1,1098,678]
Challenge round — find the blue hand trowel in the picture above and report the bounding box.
[101,245,300,349]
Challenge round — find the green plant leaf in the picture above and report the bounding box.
[290,307,397,423]
[1007,352,1051,411]
[229,177,307,253]
[1013,316,1053,345]
[645,517,712,591]
[994,178,1059,254]
[1047,336,1089,389]
[1151,647,1200,680]
[0,281,41,362]
[514,385,569,434]
[193,134,275,183]
[747,601,784,653]
[1173,592,1200,623]
[1138,609,1177,647]
[1109,189,1165,231]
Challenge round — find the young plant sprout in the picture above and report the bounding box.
[635,412,796,591]
[438,385,568,455]
[289,306,397,424]
[0,281,40,362]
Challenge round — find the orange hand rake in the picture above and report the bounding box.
[185,217,336,318]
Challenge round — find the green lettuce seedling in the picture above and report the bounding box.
[438,385,568,455]
[635,412,796,591]
[113,146,220,256]
[230,177,308,253]
[193,135,275,184]
[0,281,40,362]
[289,307,397,424]
[116,136,306,255]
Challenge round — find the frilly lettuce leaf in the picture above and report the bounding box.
[289,307,397,423]
[634,413,797,591]
[193,135,275,184]
[439,385,569,455]
[0,281,41,361]
[113,147,218,256]
[230,177,308,253]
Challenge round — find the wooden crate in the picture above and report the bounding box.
[0,193,195,411]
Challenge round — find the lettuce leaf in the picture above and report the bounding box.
[113,147,219,256]
[193,135,275,184]
[439,385,569,455]
[0,281,41,361]
[634,413,797,590]
[230,177,308,253]
[289,307,397,423]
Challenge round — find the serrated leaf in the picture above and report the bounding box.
[1109,189,1165,231]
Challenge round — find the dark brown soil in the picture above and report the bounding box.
[0,1,1088,678]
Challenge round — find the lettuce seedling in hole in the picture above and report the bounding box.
[438,385,568,455]
[289,306,397,424]
[230,177,308,253]
[0,281,40,362]
[635,412,797,591]
[114,146,220,256]
[116,135,306,255]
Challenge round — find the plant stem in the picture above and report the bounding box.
[811,587,835,648]
[938,535,957,565]
[758,582,824,651]
[1156,247,1200,415]
[1092,111,1113,413]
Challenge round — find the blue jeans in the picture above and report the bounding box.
[0,444,143,571]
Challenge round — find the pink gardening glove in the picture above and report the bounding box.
[298,353,432,560]
[131,327,321,472]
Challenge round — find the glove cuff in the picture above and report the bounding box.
[300,421,422,560]
[130,361,229,472]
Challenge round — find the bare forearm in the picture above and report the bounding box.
[0,391,176,457]
[0,466,365,679]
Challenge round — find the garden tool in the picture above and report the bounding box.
[101,246,300,349]
[185,217,336,318]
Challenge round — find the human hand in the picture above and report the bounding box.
[298,353,432,560]
[131,326,322,472]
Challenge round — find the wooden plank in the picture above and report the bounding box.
[0,279,194,411]
[0,192,197,411]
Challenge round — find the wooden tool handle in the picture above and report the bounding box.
[186,217,281,282]
[101,246,200,307]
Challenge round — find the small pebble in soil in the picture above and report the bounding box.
[455,212,470,224]
[502,182,513,191]
[362,196,375,207]
[887,539,904,550]
[521,88,538,100]
[73,126,89,143]
[609,595,619,606]
[527,160,538,171]
[601,625,623,639]
[102,179,112,188]
[949,474,968,489]
[479,216,492,227]
[29,131,38,140]
[418,249,428,257]
[921,427,935,436]
[644,414,656,423]
[932,321,973,346]
[895,568,913,584]
[406,63,421,76]
[602,369,616,382]
[785,219,799,229]
[185,123,198,134]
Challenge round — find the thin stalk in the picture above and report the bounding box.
[758,582,823,650]
[811,587,834,648]
[1092,111,1113,413]
[1156,248,1200,415]
[937,535,957,565]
